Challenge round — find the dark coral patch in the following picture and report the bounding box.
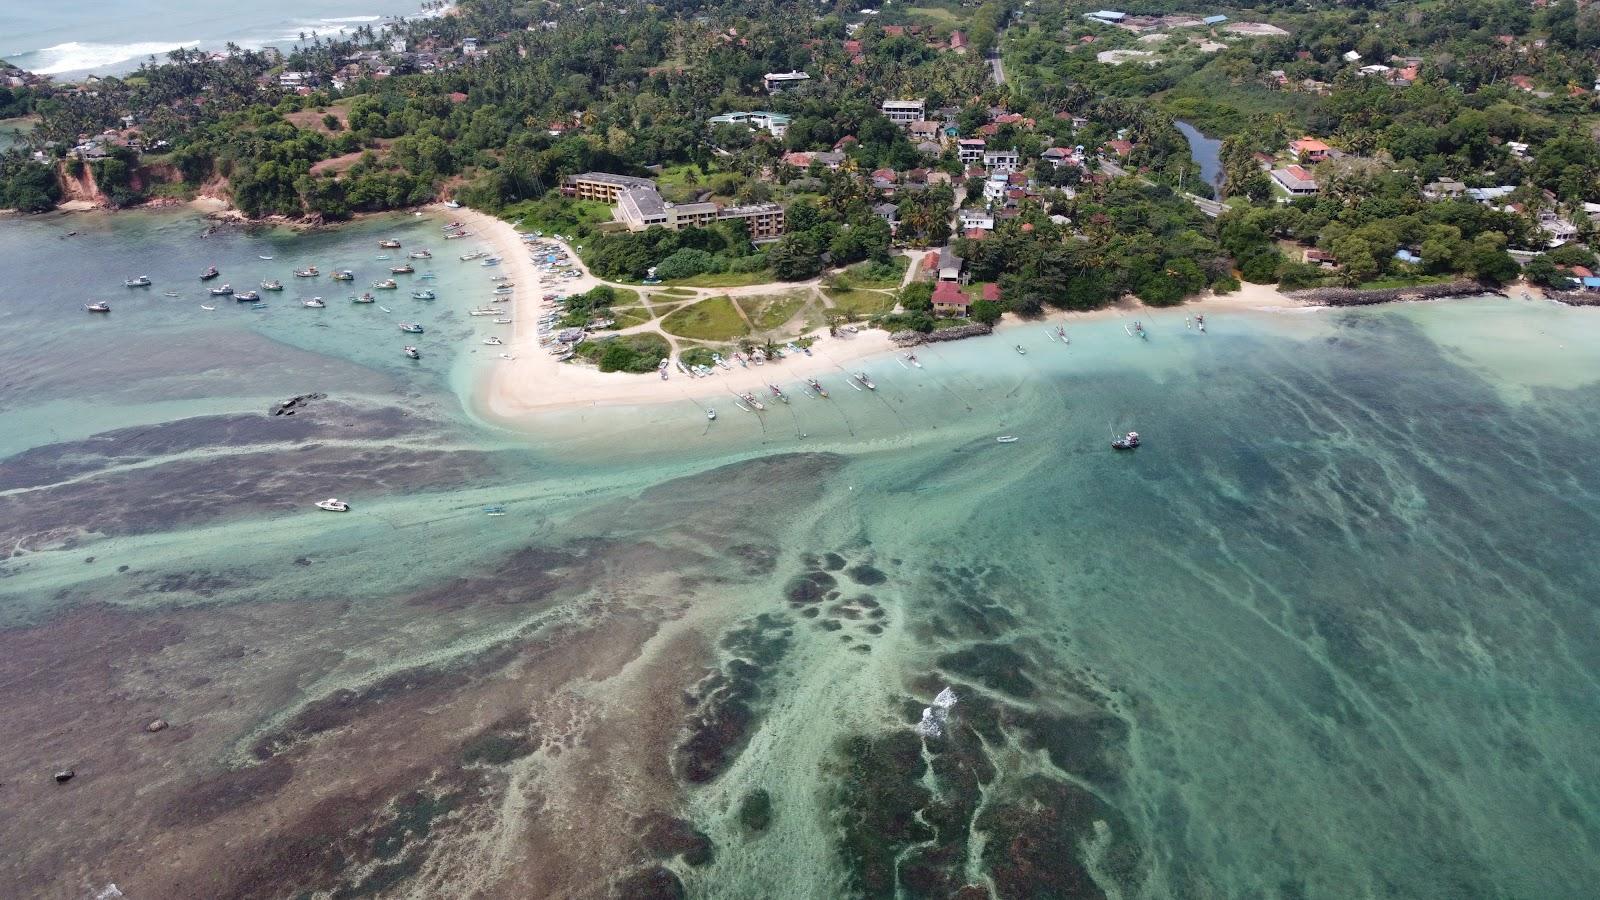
[846,564,888,586]
[937,643,1037,699]
[785,571,837,605]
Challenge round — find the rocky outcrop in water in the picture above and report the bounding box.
[890,323,993,345]
[1287,280,1490,306]
[1547,290,1600,307]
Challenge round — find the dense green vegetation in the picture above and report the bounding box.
[5,0,1599,312]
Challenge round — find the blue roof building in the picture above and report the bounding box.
[1203,15,1229,25]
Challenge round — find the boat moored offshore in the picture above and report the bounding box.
[315,498,350,512]
[84,301,111,313]
[124,275,152,287]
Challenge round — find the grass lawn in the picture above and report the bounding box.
[502,197,613,238]
[612,305,653,328]
[736,291,810,331]
[834,257,910,290]
[906,5,962,24]
[606,287,639,306]
[666,270,774,288]
[826,288,898,318]
[661,295,750,341]
[655,286,698,297]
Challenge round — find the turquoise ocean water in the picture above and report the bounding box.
[2,208,1599,898]
[1,0,429,77]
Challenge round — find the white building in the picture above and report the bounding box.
[880,99,926,126]
[957,138,986,166]
[958,208,995,230]
[764,71,811,93]
[708,111,792,138]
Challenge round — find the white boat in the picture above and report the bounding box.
[1015,344,1027,355]
[124,275,152,287]
[483,336,503,345]
[854,371,876,390]
[352,293,375,303]
[399,322,424,333]
[706,408,717,421]
[259,255,274,260]
[1112,431,1141,451]
[84,301,111,313]
[236,290,260,301]
[315,498,350,512]
[210,283,234,296]
[460,250,488,261]
[404,346,420,359]
[303,298,325,308]
[200,304,216,311]
[996,436,1019,444]
[499,353,516,360]
[412,290,436,300]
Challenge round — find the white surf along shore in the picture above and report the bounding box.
[452,206,1316,420]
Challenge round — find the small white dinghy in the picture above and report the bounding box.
[315,498,350,512]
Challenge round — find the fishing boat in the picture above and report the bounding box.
[408,249,432,259]
[124,275,152,287]
[352,293,375,303]
[706,408,717,421]
[378,304,392,312]
[493,317,512,325]
[261,279,284,291]
[1056,325,1069,344]
[996,436,1019,444]
[412,289,436,300]
[499,353,516,360]
[331,270,354,281]
[259,255,274,260]
[769,384,789,404]
[378,239,401,249]
[84,301,111,313]
[1015,344,1027,355]
[375,255,391,261]
[390,264,415,274]
[399,322,424,333]
[483,336,503,345]
[303,297,326,308]
[210,283,234,296]
[403,346,420,359]
[200,304,216,311]
[807,378,829,398]
[443,221,463,231]
[483,505,507,517]
[1111,431,1141,451]
[372,279,398,290]
[460,250,488,261]
[469,307,499,316]
[444,230,470,239]
[739,392,766,411]
[1194,315,1205,334]
[235,290,260,301]
[164,290,180,297]
[200,266,220,281]
[480,257,501,267]
[905,353,922,368]
[854,371,876,390]
[315,498,350,512]
[295,266,320,278]
[493,285,514,294]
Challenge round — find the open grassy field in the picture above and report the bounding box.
[832,257,910,290]
[655,287,698,297]
[826,289,898,318]
[612,305,654,328]
[661,295,750,341]
[736,291,811,331]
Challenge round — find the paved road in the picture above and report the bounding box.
[988,53,1005,85]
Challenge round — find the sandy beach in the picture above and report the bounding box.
[454,205,1317,420]
[455,207,902,418]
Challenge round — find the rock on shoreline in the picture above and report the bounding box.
[890,324,993,346]
[1547,290,1600,308]
[1286,280,1491,306]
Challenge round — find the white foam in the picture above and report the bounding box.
[25,40,198,75]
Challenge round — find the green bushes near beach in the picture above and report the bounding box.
[574,332,669,373]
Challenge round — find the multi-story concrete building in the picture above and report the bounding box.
[613,183,786,240]
[957,138,987,166]
[708,111,792,138]
[563,172,659,203]
[983,148,1020,173]
[764,70,811,93]
[880,99,926,126]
